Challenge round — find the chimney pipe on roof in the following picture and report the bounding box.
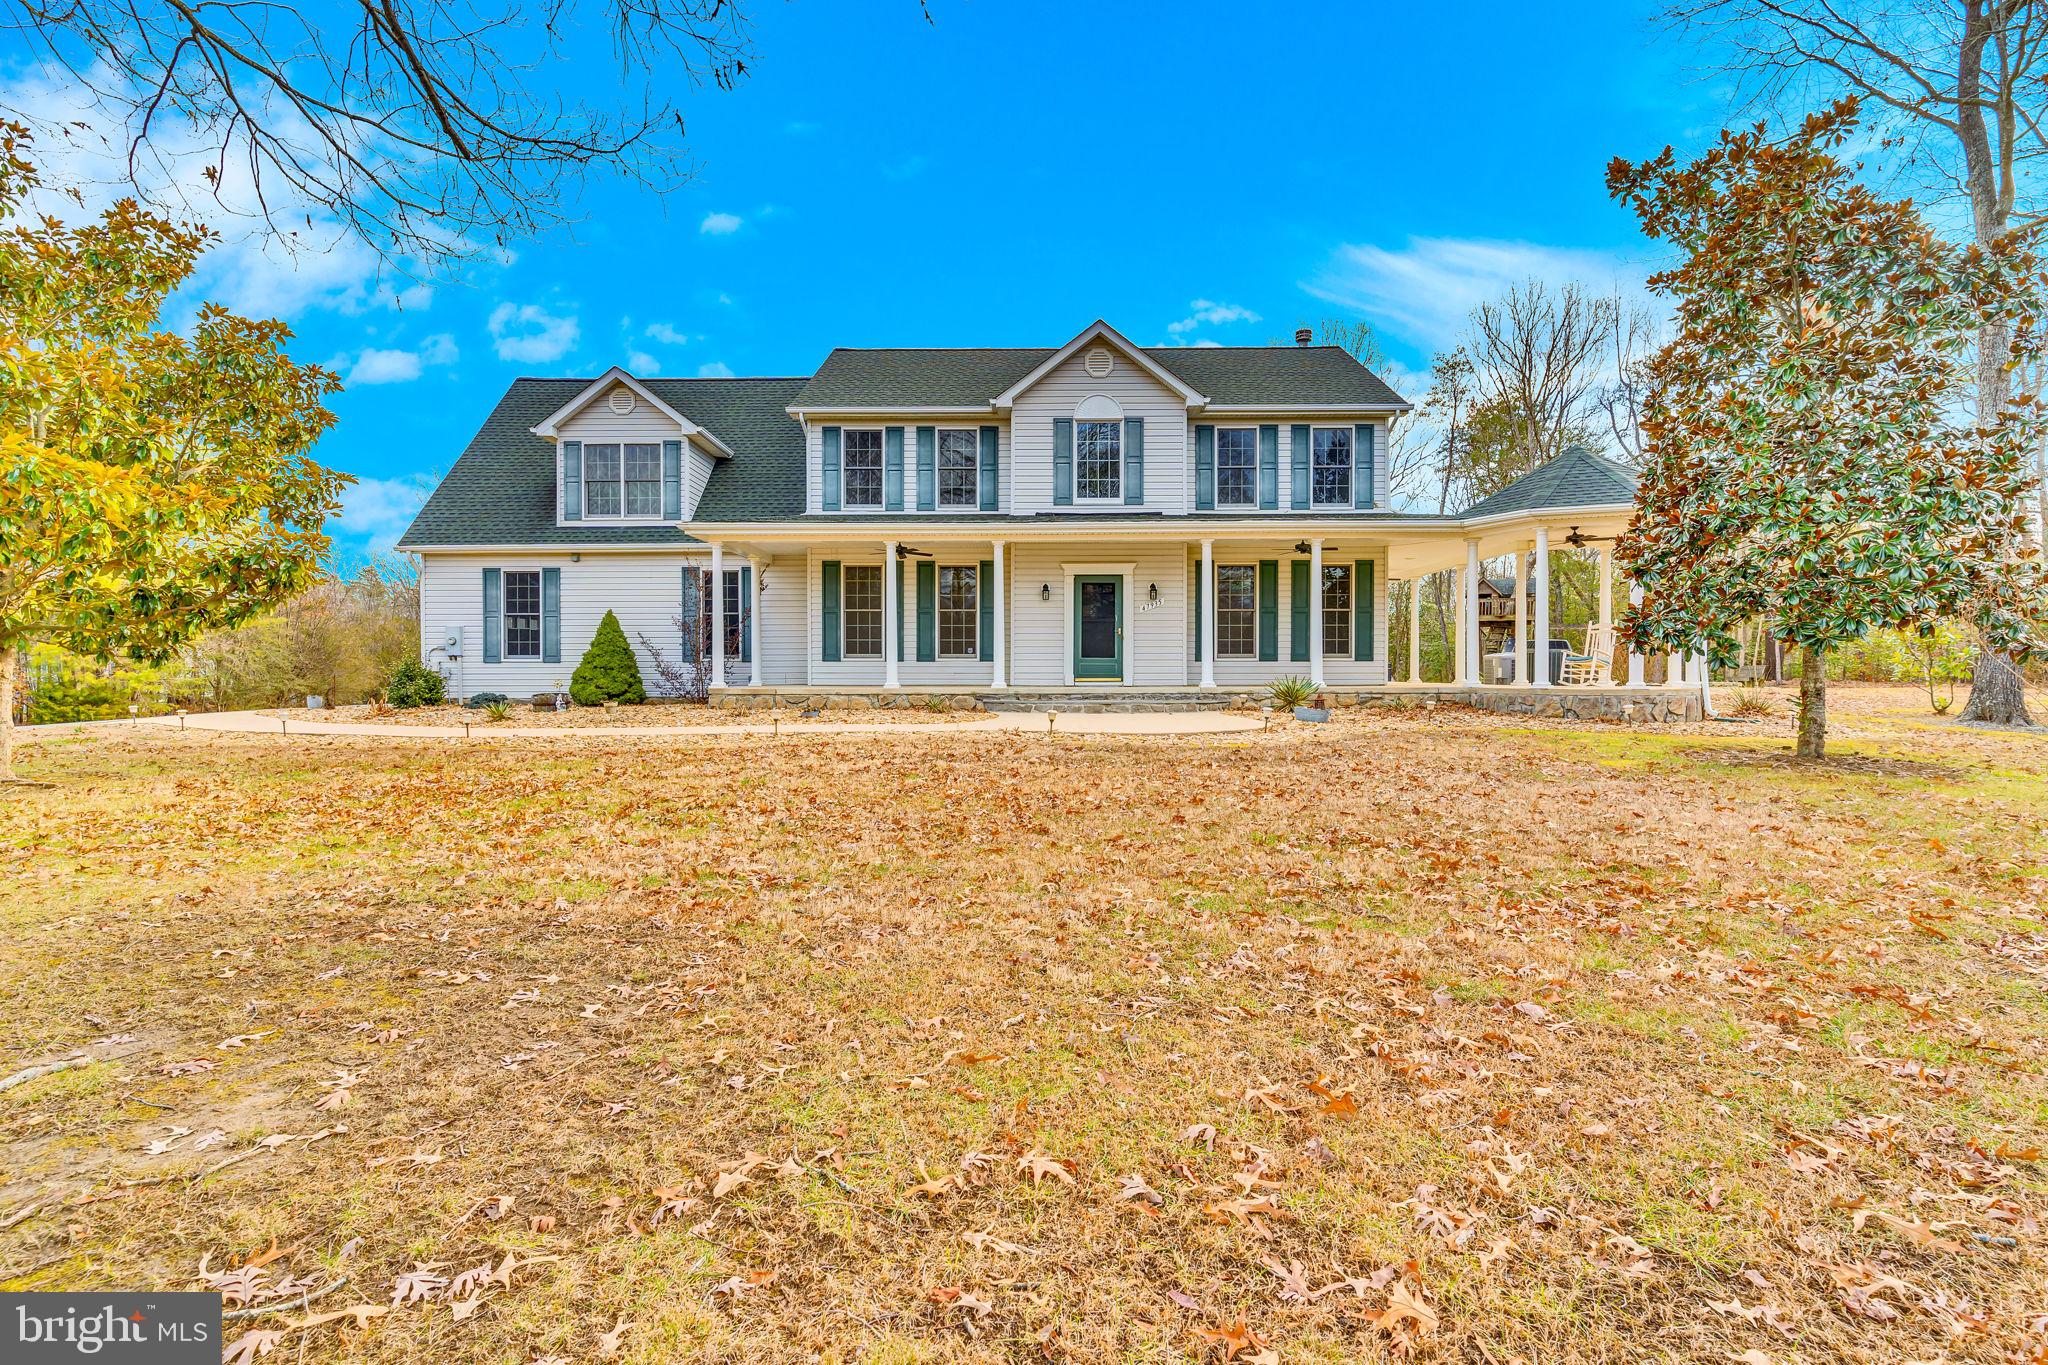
[1294,328,1312,347]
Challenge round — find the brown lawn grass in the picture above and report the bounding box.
[3,684,2046,1363]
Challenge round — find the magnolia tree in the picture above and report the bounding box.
[0,127,346,779]
[1607,100,2048,759]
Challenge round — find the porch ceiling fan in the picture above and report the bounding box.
[1562,526,1614,548]
[894,545,933,559]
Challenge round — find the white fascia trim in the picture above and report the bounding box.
[990,319,1207,409]
[685,518,1470,541]
[786,406,994,418]
[1458,501,1635,531]
[529,365,737,458]
[404,543,709,554]
[1199,402,1415,415]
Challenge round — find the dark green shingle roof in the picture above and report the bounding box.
[395,377,808,547]
[790,345,1407,409]
[1460,446,1638,519]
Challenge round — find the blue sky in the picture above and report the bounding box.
[35,0,1727,558]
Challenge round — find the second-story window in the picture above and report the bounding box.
[1311,427,1353,506]
[1216,428,1257,507]
[582,442,663,518]
[843,429,884,508]
[938,429,978,507]
[1076,419,1122,500]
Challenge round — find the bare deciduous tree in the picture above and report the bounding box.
[1595,296,1660,464]
[1422,347,1475,513]
[1467,280,1617,472]
[1670,0,2047,723]
[0,0,764,265]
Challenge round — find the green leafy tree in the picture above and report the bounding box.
[570,610,647,705]
[1607,100,2048,759]
[0,126,347,778]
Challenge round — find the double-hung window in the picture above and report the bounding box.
[1216,428,1257,507]
[1215,564,1257,658]
[938,429,979,508]
[582,443,663,518]
[722,570,747,660]
[843,430,884,509]
[503,570,542,660]
[1322,564,1351,657]
[938,565,978,658]
[1075,419,1122,500]
[842,565,883,658]
[1311,427,1353,506]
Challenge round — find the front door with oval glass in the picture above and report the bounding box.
[1073,576,1123,681]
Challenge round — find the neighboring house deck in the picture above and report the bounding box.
[398,319,1706,719]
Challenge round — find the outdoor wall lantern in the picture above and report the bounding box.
[1040,583,1052,602]
[1148,583,1160,603]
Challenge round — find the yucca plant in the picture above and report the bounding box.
[482,701,511,722]
[1267,675,1317,709]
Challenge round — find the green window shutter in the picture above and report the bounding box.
[1355,424,1374,509]
[1290,560,1310,661]
[1194,424,1215,510]
[1123,417,1144,505]
[1258,425,1279,509]
[1192,558,1202,662]
[821,561,842,661]
[977,559,994,661]
[481,568,502,664]
[1355,560,1374,661]
[661,440,682,520]
[541,567,561,664]
[1052,419,1073,505]
[561,442,582,520]
[916,560,936,662]
[884,426,905,511]
[979,427,999,511]
[1290,425,1311,509]
[679,567,702,667]
[1257,560,1278,661]
[739,566,753,664]
[821,427,842,511]
[916,426,936,511]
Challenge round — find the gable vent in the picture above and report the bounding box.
[1084,346,1114,379]
[608,387,636,415]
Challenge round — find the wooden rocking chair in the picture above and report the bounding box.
[1561,625,1613,686]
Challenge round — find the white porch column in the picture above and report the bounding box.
[1626,582,1648,687]
[709,542,726,689]
[1531,525,1552,688]
[1308,538,1326,690]
[747,556,764,687]
[1597,544,1614,684]
[1666,650,1683,688]
[1463,539,1481,686]
[882,541,900,689]
[1406,577,1421,684]
[990,541,1007,689]
[1450,567,1466,684]
[1511,542,1528,687]
[1199,538,1217,688]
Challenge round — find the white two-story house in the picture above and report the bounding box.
[400,319,1681,713]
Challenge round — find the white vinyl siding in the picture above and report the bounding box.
[805,422,1008,516]
[1009,343,1187,513]
[1189,419,1393,513]
[554,384,688,526]
[1186,542,1390,686]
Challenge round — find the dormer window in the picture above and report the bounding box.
[584,442,663,518]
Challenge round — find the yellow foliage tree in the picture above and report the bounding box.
[0,126,347,778]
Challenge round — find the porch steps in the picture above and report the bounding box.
[978,689,1256,713]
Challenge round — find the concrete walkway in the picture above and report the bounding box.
[24,708,1265,742]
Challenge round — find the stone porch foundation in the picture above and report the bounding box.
[708,685,1704,722]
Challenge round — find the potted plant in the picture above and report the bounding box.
[1268,675,1328,722]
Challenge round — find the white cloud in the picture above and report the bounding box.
[696,361,734,378]
[0,62,442,324]
[332,473,434,553]
[347,348,423,385]
[644,321,689,345]
[627,349,660,374]
[1167,300,1261,335]
[338,332,458,386]
[700,211,743,235]
[488,301,580,363]
[1303,237,1653,352]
